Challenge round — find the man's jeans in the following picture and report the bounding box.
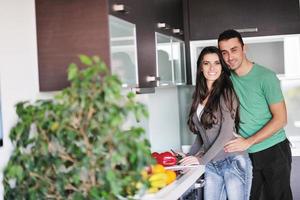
[204,154,253,200]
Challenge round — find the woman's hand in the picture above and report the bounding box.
[178,156,200,166]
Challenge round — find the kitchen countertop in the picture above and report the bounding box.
[142,165,205,200]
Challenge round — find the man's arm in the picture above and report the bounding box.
[224,100,287,152]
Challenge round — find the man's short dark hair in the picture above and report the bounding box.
[218,29,244,46]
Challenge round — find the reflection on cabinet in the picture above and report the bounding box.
[172,37,186,85]
[109,0,157,88]
[156,33,186,86]
[109,16,138,88]
[188,0,300,40]
[36,0,110,91]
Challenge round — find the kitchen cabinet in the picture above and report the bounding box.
[154,0,184,40]
[109,0,185,88]
[36,0,110,91]
[36,0,186,91]
[36,0,157,91]
[109,0,157,88]
[156,33,186,86]
[187,0,300,40]
[172,37,186,85]
[109,16,139,88]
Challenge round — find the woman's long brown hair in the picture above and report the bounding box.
[187,46,240,133]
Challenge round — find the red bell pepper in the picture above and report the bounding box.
[156,154,177,166]
[151,151,177,166]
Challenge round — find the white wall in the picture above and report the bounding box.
[0,1,49,198]
[147,87,181,152]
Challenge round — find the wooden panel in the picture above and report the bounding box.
[135,0,156,88]
[154,0,184,40]
[36,0,110,91]
[108,0,137,23]
[188,0,300,40]
[109,0,156,88]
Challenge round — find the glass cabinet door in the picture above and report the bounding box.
[172,38,186,85]
[156,33,173,86]
[109,15,138,88]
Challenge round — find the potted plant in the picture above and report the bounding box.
[3,55,153,199]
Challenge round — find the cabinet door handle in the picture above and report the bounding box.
[235,28,258,33]
[146,76,161,82]
[172,28,183,35]
[112,4,129,14]
[157,23,171,30]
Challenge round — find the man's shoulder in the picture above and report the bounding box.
[253,63,276,76]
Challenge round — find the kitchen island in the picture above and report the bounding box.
[142,165,205,200]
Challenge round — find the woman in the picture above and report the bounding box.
[180,46,252,200]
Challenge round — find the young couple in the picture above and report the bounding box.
[180,29,293,200]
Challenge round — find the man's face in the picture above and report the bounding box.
[218,38,245,71]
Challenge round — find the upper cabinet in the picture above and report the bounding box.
[156,33,186,86]
[154,0,184,40]
[109,0,157,88]
[109,16,138,88]
[35,0,186,91]
[187,0,300,40]
[36,0,110,91]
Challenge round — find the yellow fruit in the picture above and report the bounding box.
[152,164,165,174]
[141,170,148,180]
[165,170,176,184]
[135,182,143,189]
[147,187,159,193]
[150,180,167,188]
[149,172,168,182]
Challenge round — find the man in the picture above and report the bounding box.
[218,29,292,200]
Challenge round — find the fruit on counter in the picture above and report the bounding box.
[145,164,177,193]
[149,172,168,188]
[165,170,177,184]
[156,155,177,166]
[151,152,160,159]
[151,164,165,174]
[147,187,159,193]
[151,151,177,166]
[141,166,153,180]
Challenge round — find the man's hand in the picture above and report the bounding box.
[224,137,252,152]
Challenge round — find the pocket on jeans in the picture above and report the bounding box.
[231,156,247,179]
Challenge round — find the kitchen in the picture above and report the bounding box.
[0,0,300,199]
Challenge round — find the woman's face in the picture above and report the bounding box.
[201,53,222,83]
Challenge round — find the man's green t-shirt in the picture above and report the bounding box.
[231,63,286,153]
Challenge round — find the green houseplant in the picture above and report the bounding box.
[3,55,153,200]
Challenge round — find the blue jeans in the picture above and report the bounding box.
[204,154,253,200]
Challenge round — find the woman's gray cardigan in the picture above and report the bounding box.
[189,96,246,165]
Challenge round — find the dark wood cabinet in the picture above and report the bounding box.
[108,0,185,88]
[36,0,186,90]
[187,0,300,40]
[36,0,110,91]
[154,0,184,40]
[108,0,157,88]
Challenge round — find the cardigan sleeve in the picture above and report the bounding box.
[188,132,204,156]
